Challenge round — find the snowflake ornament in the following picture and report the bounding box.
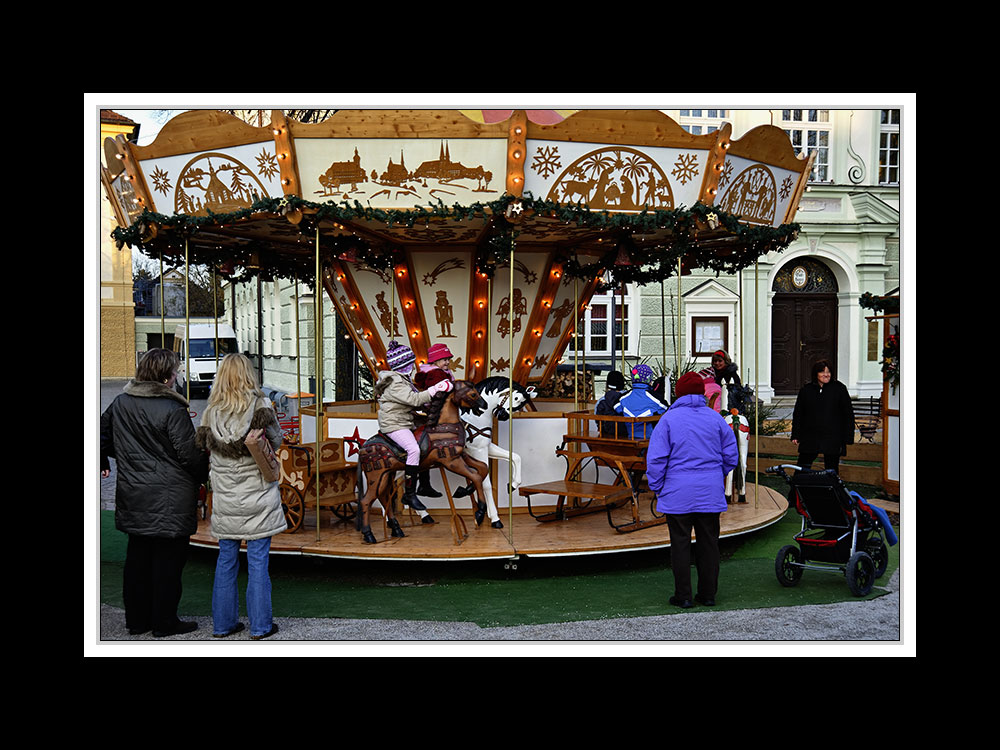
[531,145,562,179]
[671,153,700,185]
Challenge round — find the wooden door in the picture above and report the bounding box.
[771,294,837,394]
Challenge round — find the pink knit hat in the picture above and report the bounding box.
[427,343,453,363]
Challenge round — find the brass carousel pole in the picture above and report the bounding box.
[159,251,165,347]
[184,238,190,403]
[754,259,759,510]
[574,272,579,412]
[738,269,744,378]
[676,257,682,377]
[213,264,219,372]
[620,282,626,375]
[315,227,323,542]
[487,277,492,377]
[507,241,515,539]
[661,279,667,380]
[294,271,302,441]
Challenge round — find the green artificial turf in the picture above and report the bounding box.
[98,500,900,628]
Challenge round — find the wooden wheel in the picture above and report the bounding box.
[279,484,305,533]
[330,500,358,522]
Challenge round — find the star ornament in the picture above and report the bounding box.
[343,426,366,457]
[506,200,524,219]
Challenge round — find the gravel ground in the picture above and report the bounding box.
[96,566,902,648]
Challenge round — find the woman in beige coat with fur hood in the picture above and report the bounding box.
[195,354,286,639]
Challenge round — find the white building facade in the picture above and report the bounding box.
[599,108,900,402]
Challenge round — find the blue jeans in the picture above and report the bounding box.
[212,537,273,637]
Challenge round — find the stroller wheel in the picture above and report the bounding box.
[775,545,803,587]
[846,551,876,596]
[866,539,889,579]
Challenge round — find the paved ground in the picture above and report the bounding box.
[95,379,909,652]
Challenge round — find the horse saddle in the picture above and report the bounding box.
[362,424,465,470]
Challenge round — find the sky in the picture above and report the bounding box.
[115,109,186,146]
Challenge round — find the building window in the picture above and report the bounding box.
[691,317,728,357]
[568,286,638,357]
[879,109,900,185]
[782,109,831,182]
[679,109,728,134]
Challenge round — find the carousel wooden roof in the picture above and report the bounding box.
[104,108,810,384]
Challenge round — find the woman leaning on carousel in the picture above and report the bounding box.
[195,354,286,640]
[100,348,208,638]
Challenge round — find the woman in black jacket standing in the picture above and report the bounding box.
[100,349,208,637]
[791,359,855,473]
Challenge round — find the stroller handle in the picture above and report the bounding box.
[765,464,803,478]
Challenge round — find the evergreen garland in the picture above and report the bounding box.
[859,291,900,314]
[111,192,801,288]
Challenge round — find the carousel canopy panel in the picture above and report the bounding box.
[106,108,808,384]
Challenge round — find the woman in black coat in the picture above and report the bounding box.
[100,349,208,637]
[791,359,855,473]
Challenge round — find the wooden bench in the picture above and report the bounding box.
[517,411,667,533]
[853,396,883,442]
[519,476,635,522]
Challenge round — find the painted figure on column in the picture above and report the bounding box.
[496,288,527,338]
[434,290,455,338]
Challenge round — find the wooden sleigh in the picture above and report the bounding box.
[277,435,479,544]
[518,412,668,533]
[276,438,359,533]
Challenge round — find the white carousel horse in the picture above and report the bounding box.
[725,408,750,503]
[453,375,535,528]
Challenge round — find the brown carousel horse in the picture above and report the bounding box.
[355,380,491,543]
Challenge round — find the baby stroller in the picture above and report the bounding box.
[766,465,897,596]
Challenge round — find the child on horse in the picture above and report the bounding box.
[375,341,452,511]
[412,343,456,500]
[414,342,456,389]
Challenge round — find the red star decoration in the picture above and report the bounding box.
[343,426,366,457]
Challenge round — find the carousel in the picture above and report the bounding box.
[104,108,813,563]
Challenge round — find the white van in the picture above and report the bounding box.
[173,323,239,396]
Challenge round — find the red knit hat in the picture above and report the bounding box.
[676,372,705,397]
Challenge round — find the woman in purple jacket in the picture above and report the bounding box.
[646,372,738,608]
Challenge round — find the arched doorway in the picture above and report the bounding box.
[771,257,839,395]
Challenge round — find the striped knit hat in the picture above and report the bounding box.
[386,341,416,372]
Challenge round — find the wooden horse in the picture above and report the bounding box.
[725,407,750,503]
[355,380,490,543]
[453,376,535,528]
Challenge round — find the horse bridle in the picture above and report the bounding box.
[465,422,492,442]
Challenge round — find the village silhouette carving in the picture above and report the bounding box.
[314,141,497,204]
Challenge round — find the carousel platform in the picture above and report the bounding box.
[188,483,788,562]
